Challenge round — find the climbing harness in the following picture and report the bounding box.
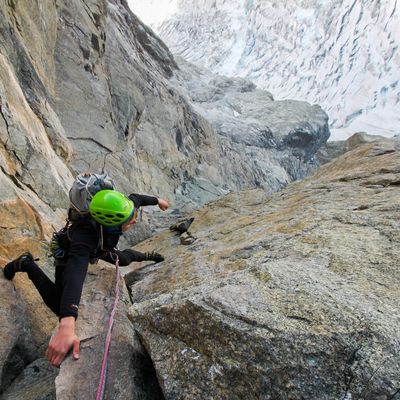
[96,253,121,400]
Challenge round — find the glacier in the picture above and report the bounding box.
[129,0,400,141]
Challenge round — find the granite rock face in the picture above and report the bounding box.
[127,138,400,399]
[1,0,330,216]
[0,0,336,398]
[170,57,329,205]
[53,0,329,212]
[0,358,58,400]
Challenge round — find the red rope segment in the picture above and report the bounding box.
[96,254,121,400]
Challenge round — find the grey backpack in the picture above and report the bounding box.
[68,173,115,221]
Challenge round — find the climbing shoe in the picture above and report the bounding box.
[145,251,164,263]
[3,252,35,280]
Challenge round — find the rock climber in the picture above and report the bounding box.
[2,189,169,368]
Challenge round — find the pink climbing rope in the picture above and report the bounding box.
[96,254,121,400]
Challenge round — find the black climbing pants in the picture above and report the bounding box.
[23,249,146,317]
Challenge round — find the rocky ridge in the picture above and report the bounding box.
[316,131,399,164]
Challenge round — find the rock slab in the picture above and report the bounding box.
[128,138,400,399]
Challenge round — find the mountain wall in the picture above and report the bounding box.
[2,131,399,398]
[0,0,330,257]
[0,0,334,398]
[147,0,400,140]
[0,0,329,223]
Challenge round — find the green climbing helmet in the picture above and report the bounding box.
[89,190,134,226]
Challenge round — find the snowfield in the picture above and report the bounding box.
[129,0,400,141]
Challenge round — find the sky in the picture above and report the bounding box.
[127,0,177,26]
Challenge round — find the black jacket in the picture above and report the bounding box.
[58,193,158,319]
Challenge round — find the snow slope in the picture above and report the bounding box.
[129,0,400,141]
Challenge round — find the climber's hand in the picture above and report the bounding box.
[45,317,80,368]
[145,251,164,263]
[157,198,169,211]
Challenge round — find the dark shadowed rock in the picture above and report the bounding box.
[171,57,330,178]
[0,274,41,397]
[0,358,57,400]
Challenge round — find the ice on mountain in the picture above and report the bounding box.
[129,0,400,141]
